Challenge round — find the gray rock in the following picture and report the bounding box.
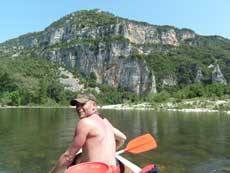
[59,67,84,92]
[212,64,227,85]
[195,67,204,83]
[162,75,177,87]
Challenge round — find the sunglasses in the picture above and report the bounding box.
[76,102,86,108]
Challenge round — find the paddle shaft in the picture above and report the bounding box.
[116,149,125,155]
[116,155,141,173]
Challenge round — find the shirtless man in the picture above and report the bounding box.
[49,93,127,173]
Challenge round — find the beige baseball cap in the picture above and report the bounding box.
[70,93,96,106]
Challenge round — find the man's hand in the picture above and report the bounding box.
[113,127,127,149]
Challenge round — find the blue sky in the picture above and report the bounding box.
[0,0,229,43]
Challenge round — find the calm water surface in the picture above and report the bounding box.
[0,108,230,173]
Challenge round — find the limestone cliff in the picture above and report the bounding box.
[212,64,227,85]
[40,41,155,94]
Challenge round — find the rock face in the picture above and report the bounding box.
[162,75,177,87]
[42,42,155,94]
[117,23,195,46]
[212,64,227,85]
[195,67,204,83]
[59,67,84,92]
[38,21,195,47]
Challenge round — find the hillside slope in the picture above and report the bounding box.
[0,9,229,105]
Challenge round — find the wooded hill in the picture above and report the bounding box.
[0,9,229,106]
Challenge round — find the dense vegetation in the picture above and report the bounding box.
[50,9,118,29]
[0,56,73,106]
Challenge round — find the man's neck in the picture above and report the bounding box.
[80,111,98,119]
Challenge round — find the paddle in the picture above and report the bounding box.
[116,133,157,155]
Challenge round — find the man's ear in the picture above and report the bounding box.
[92,101,97,110]
[92,101,96,106]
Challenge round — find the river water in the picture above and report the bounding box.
[0,108,230,173]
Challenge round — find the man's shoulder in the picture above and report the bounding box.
[75,119,92,133]
[77,117,95,126]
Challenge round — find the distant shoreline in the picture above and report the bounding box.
[0,106,71,109]
[1,102,229,114]
[99,103,230,114]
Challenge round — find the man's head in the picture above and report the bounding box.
[70,93,97,118]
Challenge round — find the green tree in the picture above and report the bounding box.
[8,91,21,106]
[0,71,16,92]
[47,81,65,103]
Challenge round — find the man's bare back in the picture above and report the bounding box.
[77,114,116,165]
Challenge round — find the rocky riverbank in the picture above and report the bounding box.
[99,99,230,114]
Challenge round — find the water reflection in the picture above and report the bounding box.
[0,108,230,173]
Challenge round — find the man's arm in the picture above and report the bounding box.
[49,122,87,173]
[113,127,127,149]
